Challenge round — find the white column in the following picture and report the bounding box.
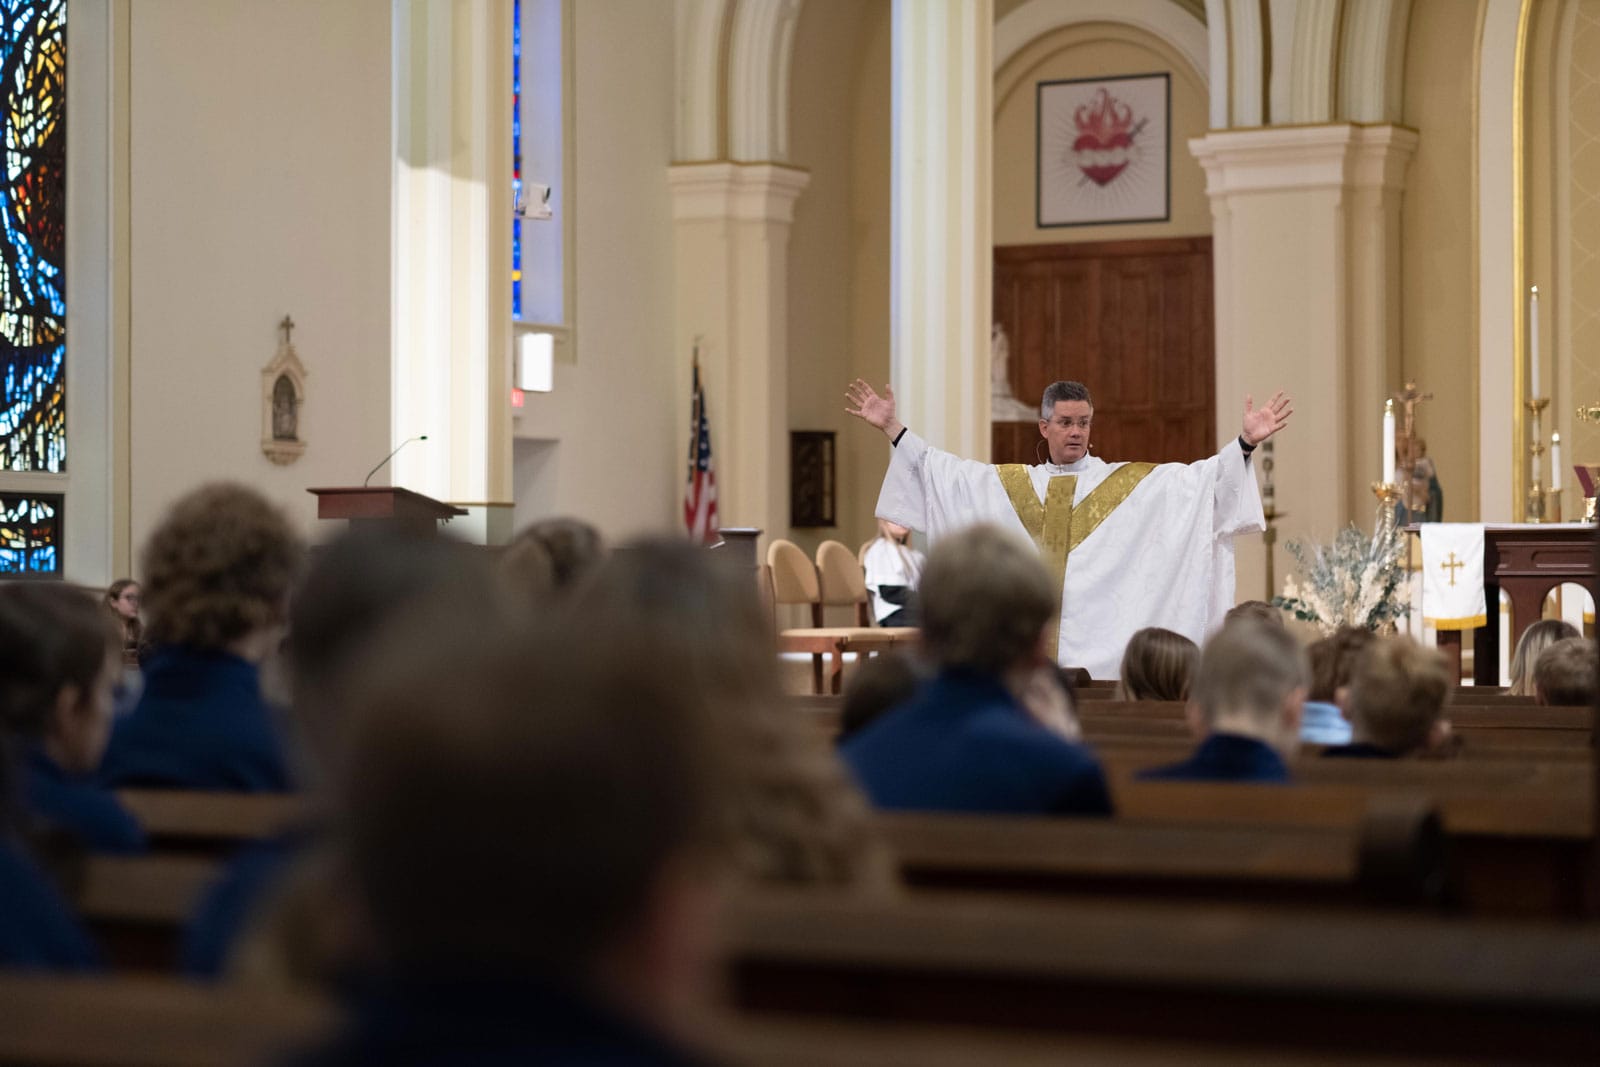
[392,0,514,535]
[669,162,809,544]
[1192,124,1416,601]
[891,0,992,459]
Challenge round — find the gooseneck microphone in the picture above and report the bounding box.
[364,435,429,487]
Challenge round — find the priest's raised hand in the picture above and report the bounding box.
[1242,390,1294,447]
[845,379,906,442]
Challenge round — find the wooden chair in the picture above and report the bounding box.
[768,539,897,694]
[815,539,919,643]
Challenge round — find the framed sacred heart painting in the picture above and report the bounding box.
[1037,73,1170,227]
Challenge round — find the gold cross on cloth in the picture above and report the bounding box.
[1441,551,1465,588]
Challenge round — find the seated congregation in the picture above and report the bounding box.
[1,484,1597,1064]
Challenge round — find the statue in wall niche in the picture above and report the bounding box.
[272,374,298,441]
[261,315,308,465]
[990,322,1039,421]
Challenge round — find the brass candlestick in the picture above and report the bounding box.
[1526,397,1549,523]
[1372,482,1400,541]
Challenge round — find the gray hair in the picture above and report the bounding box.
[1191,621,1310,726]
[1041,381,1093,420]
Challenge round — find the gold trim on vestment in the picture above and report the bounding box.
[995,462,1159,563]
[996,464,1044,539]
[994,463,1158,657]
[1425,614,1488,631]
[1040,476,1078,589]
[1069,463,1156,553]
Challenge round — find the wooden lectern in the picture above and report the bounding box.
[307,487,466,536]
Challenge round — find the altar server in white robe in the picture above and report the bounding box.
[845,379,1293,679]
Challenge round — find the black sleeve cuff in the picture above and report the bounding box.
[1238,434,1257,455]
[892,427,908,447]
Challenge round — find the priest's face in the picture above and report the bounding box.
[1041,400,1093,464]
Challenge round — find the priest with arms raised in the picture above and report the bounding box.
[846,379,1293,679]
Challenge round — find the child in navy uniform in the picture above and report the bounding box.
[0,583,144,853]
[843,524,1111,816]
[0,585,107,969]
[100,483,302,792]
[1139,622,1309,783]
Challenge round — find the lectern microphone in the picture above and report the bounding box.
[363,435,429,488]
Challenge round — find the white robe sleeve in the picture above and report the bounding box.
[875,430,1011,537]
[1205,437,1267,540]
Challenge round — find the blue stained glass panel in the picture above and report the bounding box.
[0,491,61,575]
[0,0,66,472]
[511,0,522,319]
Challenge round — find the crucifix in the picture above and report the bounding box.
[279,315,296,346]
[1393,380,1433,517]
[1440,551,1464,588]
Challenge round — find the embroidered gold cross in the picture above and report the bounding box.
[1441,551,1464,587]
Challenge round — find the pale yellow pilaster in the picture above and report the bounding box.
[392,0,514,523]
[1192,123,1416,600]
[891,0,993,461]
[669,162,810,545]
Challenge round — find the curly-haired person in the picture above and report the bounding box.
[100,484,304,792]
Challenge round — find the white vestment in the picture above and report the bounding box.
[876,431,1266,679]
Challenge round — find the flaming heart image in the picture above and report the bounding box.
[1071,88,1147,187]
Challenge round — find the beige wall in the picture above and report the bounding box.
[994,24,1210,245]
[511,0,679,540]
[1400,0,1479,520]
[786,0,888,559]
[128,0,393,553]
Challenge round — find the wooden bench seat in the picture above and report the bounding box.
[0,973,333,1067]
[117,790,308,853]
[0,972,1507,1066]
[1106,777,1596,917]
[876,805,1445,910]
[724,889,1600,1062]
[76,856,221,971]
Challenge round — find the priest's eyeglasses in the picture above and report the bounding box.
[1048,416,1093,430]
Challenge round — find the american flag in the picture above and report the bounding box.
[684,360,719,542]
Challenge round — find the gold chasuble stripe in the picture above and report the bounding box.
[995,465,1044,540]
[1071,463,1155,552]
[994,462,1158,654]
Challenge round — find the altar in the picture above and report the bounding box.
[1431,524,1595,685]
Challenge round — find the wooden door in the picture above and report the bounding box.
[992,237,1214,465]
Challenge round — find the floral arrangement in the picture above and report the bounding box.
[1272,522,1409,635]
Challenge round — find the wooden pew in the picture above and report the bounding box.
[876,804,1446,910]
[1108,777,1595,917]
[717,1012,1476,1066]
[723,889,1600,1063]
[0,973,333,1067]
[117,790,308,855]
[76,855,221,970]
[0,973,1494,1066]
[797,694,1598,756]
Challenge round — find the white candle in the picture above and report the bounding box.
[1382,399,1396,485]
[1552,433,1562,492]
[1530,286,1541,398]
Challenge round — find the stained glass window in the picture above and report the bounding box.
[0,0,67,473]
[0,491,61,575]
[511,0,523,318]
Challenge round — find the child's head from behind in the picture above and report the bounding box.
[1346,638,1452,755]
